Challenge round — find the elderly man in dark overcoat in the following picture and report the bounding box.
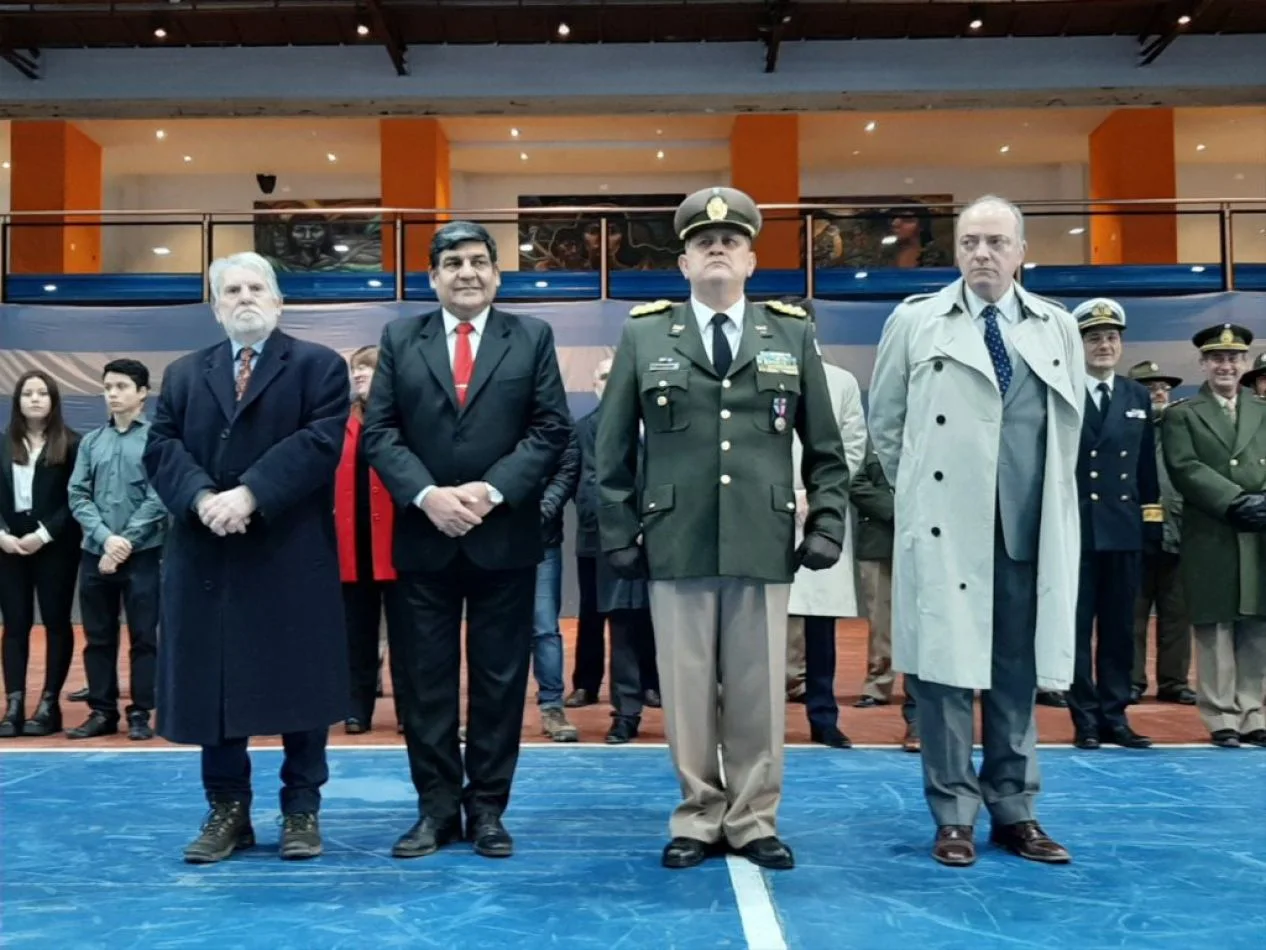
[143,251,351,865]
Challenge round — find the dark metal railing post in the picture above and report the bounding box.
[1219,204,1236,292]
[599,217,610,300]
[200,214,212,303]
[0,216,8,304]
[804,211,815,299]
[394,213,406,301]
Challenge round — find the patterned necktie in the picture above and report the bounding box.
[234,347,255,402]
[453,322,475,406]
[981,305,1013,396]
[711,313,733,378]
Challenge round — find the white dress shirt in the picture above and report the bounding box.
[1085,372,1115,411]
[7,440,53,543]
[443,308,490,365]
[964,283,1020,366]
[690,296,745,365]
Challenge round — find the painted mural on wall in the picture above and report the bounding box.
[254,199,383,272]
[805,195,955,270]
[517,194,685,272]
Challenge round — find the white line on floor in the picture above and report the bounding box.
[726,855,788,950]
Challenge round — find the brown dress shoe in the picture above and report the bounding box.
[990,821,1071,863]
[932,825,976,866]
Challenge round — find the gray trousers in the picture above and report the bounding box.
[908,531,1040,828]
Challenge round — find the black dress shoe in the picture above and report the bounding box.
[605,717,639,744]
[1073,732,1101,750]
[392,816,463,858]
[1158,687,1197,706]
[809,725,853,749]
[68,687,89,703]
[344,718,368,735]
[1100,725,1153,749]
[1036,691,1068,708]
[1211,729,1241,748]
[67,710,119,739]
[127,711,154,741]
[852,696,888,709]
[279,812,322,860]
[1239,729,1266,748]
[0,692,25,738]
[22,691,62,736]
[643,689,662,708]
[1127,685,1143,706]
[990,821,1071,863]
[564,689,598,708]
[736,836,794,870]
[468,814,513,858]
[662,836,715,869]
[184,802,255,864]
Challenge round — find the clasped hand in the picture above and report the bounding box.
[421,483,493,538]
[1226,492,1266,532]
[198,486,257,537]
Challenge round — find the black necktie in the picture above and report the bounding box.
[711,313,733,378]
[1097,381,1111,415]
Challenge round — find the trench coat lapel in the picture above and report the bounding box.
[1012,290,1079,412]
[931,282,997,389]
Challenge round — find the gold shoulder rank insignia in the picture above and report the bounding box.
[630,299,673,317]
[764,300,806,318]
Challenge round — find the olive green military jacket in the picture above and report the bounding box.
[595,299,850,583]
[849,440,895,563]
[1162,385,1266,624]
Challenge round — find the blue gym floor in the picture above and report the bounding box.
[1,746,1263,950]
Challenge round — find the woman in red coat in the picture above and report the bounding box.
[335,345,399,733]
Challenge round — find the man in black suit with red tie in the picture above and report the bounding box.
[362,222,571,860]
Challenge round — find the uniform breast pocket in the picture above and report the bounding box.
[753,372,800,434]
[641,370,690,432]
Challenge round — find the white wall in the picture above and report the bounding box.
[1177,163,1266,264]
[102,172,380,273]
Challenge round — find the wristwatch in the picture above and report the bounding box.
[484,483,504,506]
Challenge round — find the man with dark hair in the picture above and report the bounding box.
[363,221,571,860]
[67,358,166,741]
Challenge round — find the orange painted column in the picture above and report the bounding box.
[9,121,103,275]
[380,118,451,273]
[729,115,801,269]
[1088,109,1177,265]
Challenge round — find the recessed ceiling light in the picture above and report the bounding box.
[155,129,166,140]
[556,22,570,37]
[356,23,370,36]
[656,150,665,160]
[1178,15,1192,25]
[864,121,877,133]
[881,235,898,246]
[969,18,983,30]
[182,155,192,163]
[510,127,520,138]
[1196,143,1207,151]
[852,149,860,156]
[333,243,350,253]
[367,279,383,288]
[904,177,914,185]
[519,243,533,252]
[656,129,663,136]
[1,161,9,170]
[599,183,610,192]
[152,246,171,256]
[999,145,1011,153]
[327,152,338,162]
[153,27,167,39]
[1068,227,1086,235]
[1235,173,1245,181]
[520,152,529,161]
[43,284,57,292]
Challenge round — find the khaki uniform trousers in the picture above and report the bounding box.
[857,559,895,701]
[648,576,790,849]
[1191,620,1266,735]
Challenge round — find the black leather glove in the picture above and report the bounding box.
[1226,492,1266,532]
[795,534,841,571]
[607,545,648,580]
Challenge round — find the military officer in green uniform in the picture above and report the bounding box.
[1162,323,1266,748]
[1240,351,1266,397]
[595,186,850,871]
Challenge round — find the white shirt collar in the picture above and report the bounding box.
[1086,373,1115,397]
[690,296,746,334]
[963,284,1020,324]
[442,308,490,336]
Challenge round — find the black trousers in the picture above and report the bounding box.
[571,555,606,693]
[79,547,160,718]
[802,615,840,732]
[393,553,536,821]
[201,729,329,814]
[342,579,400,725]
[1132,551,1192,694]
[0,530,79,697]
[1069,549,1141,735]
[609,607,655,720]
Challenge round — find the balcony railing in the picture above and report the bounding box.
[2,198,1264,306]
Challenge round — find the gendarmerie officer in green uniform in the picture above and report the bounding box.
[595,187,850,871]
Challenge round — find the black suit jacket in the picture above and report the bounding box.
[0,431,82,546]
[362,306,572,572]
[573,408,602,558]
[1077,374,1162,552]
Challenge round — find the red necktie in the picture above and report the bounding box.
[453,322,475,406]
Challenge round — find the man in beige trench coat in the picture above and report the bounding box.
[868,195,1084,868]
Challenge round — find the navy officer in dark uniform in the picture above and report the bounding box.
[1067,298,1162,749]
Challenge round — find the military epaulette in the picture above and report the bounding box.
[629,299,673,317]
[1028,292,1069,313]
[1168,397,1189,407]
[763,299,807,319]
